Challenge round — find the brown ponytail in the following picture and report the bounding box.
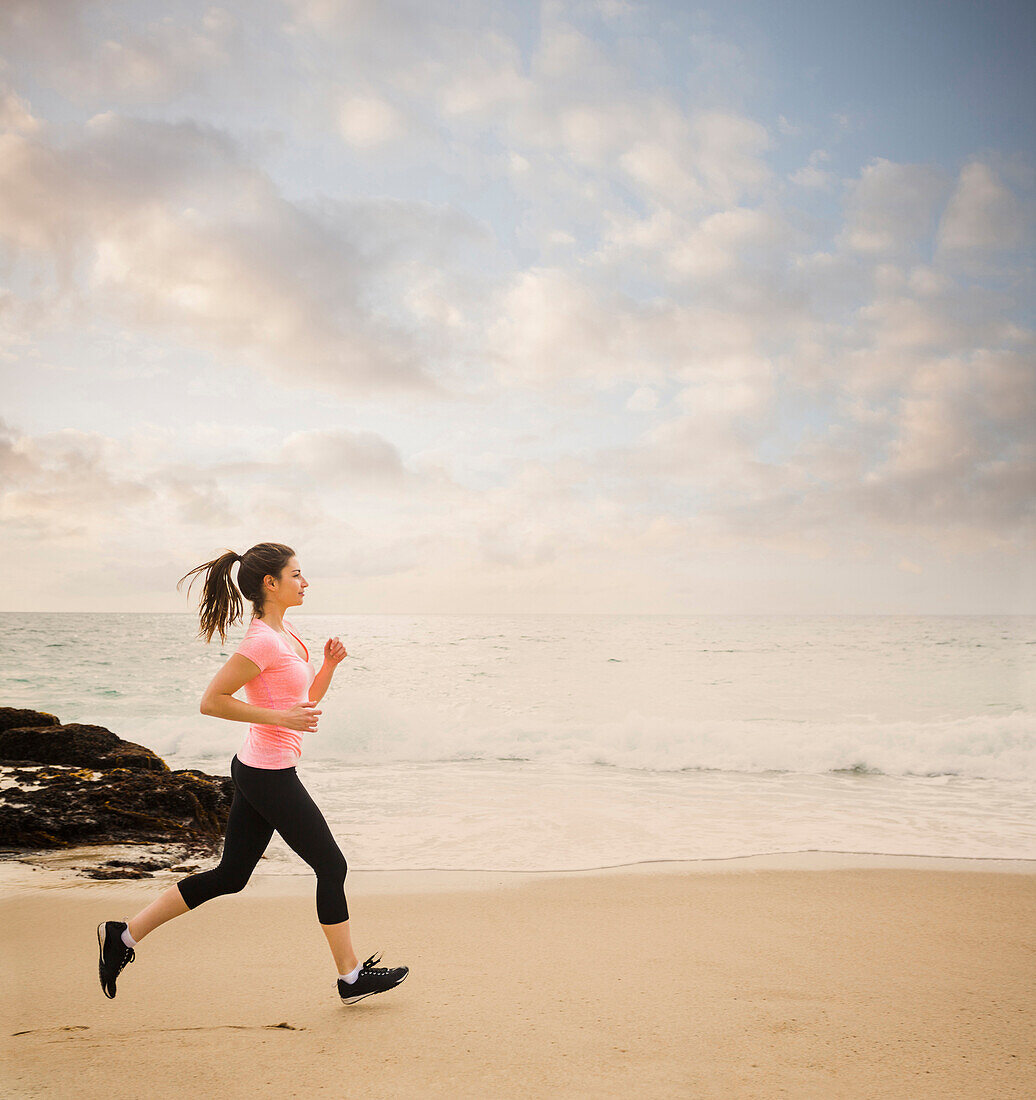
[177,542,295,644]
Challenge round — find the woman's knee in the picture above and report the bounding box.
[213,858,256,893]
[311,844,347,884]
[179,865,252,904]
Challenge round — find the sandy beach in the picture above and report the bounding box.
[2,859,1034,1099]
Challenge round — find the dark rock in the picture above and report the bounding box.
[81,867,155,880]
[0,724,168,771]
[0,763,233,852]
[76,856,201,880]
[0,707,236,877]
[0,707,61,733]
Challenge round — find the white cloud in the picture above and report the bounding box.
[790,164,831,189]
[626,386,658,412]
[0,1,235,103]
[338,93,410,147]
[607,354,778,493]
[0,423,157,539]
[664,206,790,280]
[0,416,436,546]
[0,84,39,133]
[789,149,832,189]
[280,3,775,225]
[482,266,794,390]
[279,428,408,483]
[840,158,950,254]
[937,161,1026,252]
[0,115,469,395]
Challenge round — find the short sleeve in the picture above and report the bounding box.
[235,628,280,673]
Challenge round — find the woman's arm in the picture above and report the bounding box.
[200,653,290,727]
[308,636,349,705]
[309,663,334,705]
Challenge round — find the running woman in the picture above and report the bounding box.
[96,542,408,1005]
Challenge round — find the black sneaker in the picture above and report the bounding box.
[337,952,408,1005]
[96,921,135,999]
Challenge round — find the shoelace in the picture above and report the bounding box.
[361,951,394,974]
[111,938,135,975]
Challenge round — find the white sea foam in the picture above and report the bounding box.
[2,612,1034,867]
[122,697,1034,781]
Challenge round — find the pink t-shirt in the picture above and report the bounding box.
[234,617,317,769]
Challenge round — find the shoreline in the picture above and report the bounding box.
[2,846,1034,899]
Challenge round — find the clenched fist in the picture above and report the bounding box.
[324,636,348,666]
[282,702,322,732]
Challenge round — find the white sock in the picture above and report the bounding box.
[121,924,137,949]
[340,962,361,984]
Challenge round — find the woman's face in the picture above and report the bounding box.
[269,556,308,606]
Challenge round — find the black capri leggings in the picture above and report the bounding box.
[177,754,349,924]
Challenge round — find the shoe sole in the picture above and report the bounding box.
[339,970,408,1005]
[97,922,116,999]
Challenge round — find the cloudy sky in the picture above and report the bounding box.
[1,0,1033,614]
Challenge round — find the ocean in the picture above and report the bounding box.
[2,613,1034,873]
